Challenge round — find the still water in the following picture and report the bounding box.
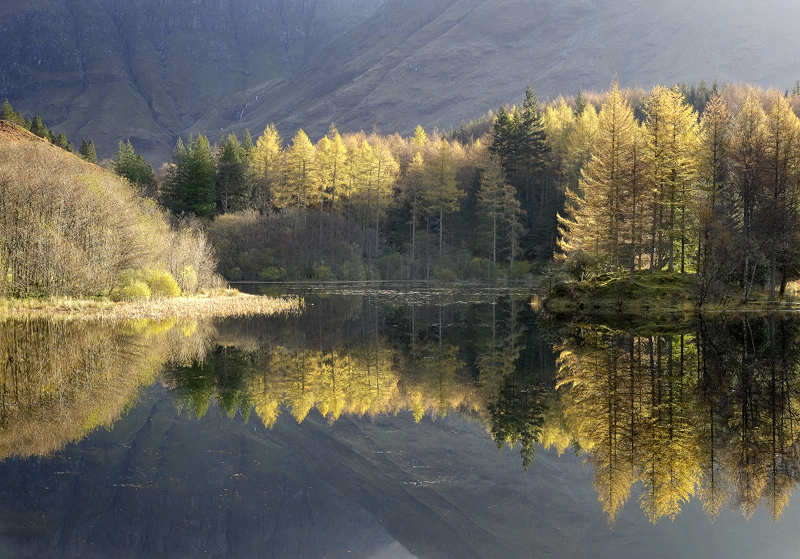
[1,286,799,558]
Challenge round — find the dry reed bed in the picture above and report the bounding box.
[0,293,301,321]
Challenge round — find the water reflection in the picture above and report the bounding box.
[0,317,211,459]
[3,298,800,528]
[555,315,800,524]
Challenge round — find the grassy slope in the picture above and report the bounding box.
[545,271,697,324]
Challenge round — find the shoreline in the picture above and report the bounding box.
[0,291,301,321]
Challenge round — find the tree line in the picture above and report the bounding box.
[557,81,800,303]
[156,88,556,281]
[11,80,800,292]
[1,98,98,163]
[153,80,800,292]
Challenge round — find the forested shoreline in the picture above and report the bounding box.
[5,80,800,304]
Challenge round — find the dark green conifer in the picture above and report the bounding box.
[29,116,45,138]
[215,133,252,213]
[56,132,70,151]
[575,88,587,115]
[241,129,254,154]
[113,139,157,196]
[163,135,216,218]
[79,139,98,163]
[1,99,14,122]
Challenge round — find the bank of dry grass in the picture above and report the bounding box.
[0,290,301,321]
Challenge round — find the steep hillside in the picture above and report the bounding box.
[3,0,800,163]
[1,0,388,160]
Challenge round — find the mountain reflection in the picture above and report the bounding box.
[4,297,800,525]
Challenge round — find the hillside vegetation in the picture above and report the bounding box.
[0,121,222,300]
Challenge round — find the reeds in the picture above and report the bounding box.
[0,291,301,321]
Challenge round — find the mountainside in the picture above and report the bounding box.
[3,0,800,162]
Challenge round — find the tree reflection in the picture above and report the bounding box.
[7,298,800,525]
[555,315,800,523]
[0,317,212,458]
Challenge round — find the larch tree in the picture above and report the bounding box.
[563,103,599,194]
[283,129,319,217]
[642,86,701,273]
[251,124,284,214]
[405,152,427,278]
[411,124,427,153]
[696,93,732,303]
[423,138,463,261]
[558,82,638,276]
[762,92,800,299]
[317,125,348,216]
[543,98,577,191]
[728,93,768,302]
[366,134,400,255]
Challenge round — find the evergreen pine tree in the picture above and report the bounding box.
[79,139,98,163]
[29,116,45,138]
[56,132,70,151]
[164,135,216,218]
[575,88,588,116]
[489,105,515,180]
[1,99,14,122]
[113,140,157,196]
[241,129,254,154]
[215,133,252,213]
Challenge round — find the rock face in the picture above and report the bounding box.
[3,0,800,162]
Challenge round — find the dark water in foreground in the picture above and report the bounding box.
[1,286,799,558]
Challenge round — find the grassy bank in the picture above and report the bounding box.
[545,271,695,317]
[544,271,800,325]
[0,289,301,321]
